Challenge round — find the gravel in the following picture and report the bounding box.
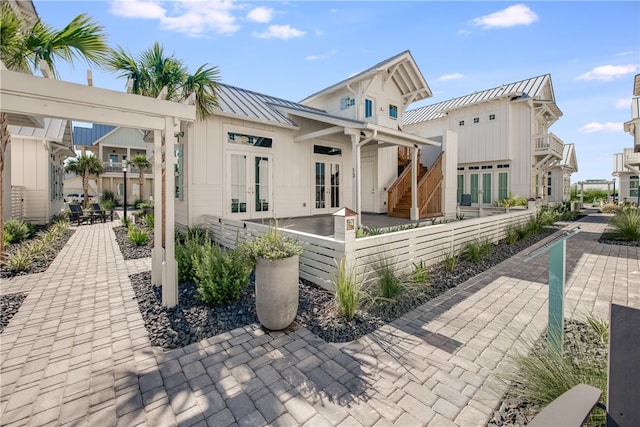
[129,227,558,350]
[113,226,153,259]
[0,292,27,333]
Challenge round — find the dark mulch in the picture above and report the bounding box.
[598,231,640,246]
[113,225,154,259]
[0,292,27,333]
[130,227,558,351]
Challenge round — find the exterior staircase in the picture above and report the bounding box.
[387,152,443,219]
[388,165,428,218]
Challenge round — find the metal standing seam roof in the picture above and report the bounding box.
[9,118,70,144]
[72,124,117,147]
[215,83,328,128]
[403,74,556,125]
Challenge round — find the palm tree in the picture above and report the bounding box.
[0,3,110,259]
[64,154,104,208]
[107,42,220,119]
[130,154,151,201]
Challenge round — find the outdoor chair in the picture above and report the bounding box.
[68,203,92,226]
[90,203,114,222]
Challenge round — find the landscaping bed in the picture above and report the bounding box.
[0,292,27,333]
[130,227,557,350]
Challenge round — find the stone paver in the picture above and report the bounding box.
[1,212,638,426]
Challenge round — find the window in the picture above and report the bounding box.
[340,96,355,110]
[482,173,492,204]
[547,172,552,196]
[489,114,496,120]
[481,165,493,169]
[457,174,464,204]
[314,145,342,156]
[468,166,479,170]
[630,175,638,198]
[497,164,510,169]
[365,99,373,118]
[389,104,398,119]
[117,182,125,196]
[473,117,480,124]
[175,143,184,200]
[133,183,140,198]
[109,154,118,163]
[228,132,272,148]
[498,172,508,201]
[459,120,465,126]
[457,167,465,171]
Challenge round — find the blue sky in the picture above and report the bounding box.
[34,1,640,184]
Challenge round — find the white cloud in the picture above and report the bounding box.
[576,64,639,81]
[472,4,538,29]
[247,6,273,23]
[254,24,306,39]
[306,50,337,61]
[616,98,631,109]
[437,73,464,81]
[579,122,623,133]
[108,0,240,36]
[457,29,471,36]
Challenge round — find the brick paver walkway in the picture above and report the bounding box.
[1,212,638,426]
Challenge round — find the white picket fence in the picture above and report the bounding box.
[201,207,535,291]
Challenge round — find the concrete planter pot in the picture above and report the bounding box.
[255,255,299,330]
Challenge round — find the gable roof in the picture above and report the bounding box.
[8,118,74,157]
[215,83,327,128]
[73,124,116,147]
[560,143,578,172]
[403,74,561,125]
[300,50,432,106]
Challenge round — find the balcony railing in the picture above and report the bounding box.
[101,162,152,174]
[534,133,563,159]
[624,149,640,167]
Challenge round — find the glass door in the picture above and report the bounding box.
[482,173,492,205]
[314,160,341,214]
[228,152,272,218]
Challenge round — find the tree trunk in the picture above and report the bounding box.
[82,171,90,208]
[138,168,145,202]
[0,112,11,262]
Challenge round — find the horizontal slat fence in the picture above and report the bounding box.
[201,208,535,291]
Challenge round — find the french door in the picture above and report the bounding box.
[314,160,341,214]
[228,152,272,219]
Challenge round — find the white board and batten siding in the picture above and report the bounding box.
[202,208,535,291]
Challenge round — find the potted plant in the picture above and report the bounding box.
[245,220,303,330]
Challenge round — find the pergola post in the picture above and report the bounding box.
[151,129,163,287]
[162,117,178,308]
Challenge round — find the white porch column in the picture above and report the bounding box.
[151,129,163,287]
[350,133,362,227]
[162,117,178,308]
[410,146,419,220]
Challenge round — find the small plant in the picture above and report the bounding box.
[464,239,493,263]
[456,212,465,221]
[505,226,519,245]
[192,240,253,305]
[442,248,458,272]
[3,219,33,245]
[515,223,529,240]
[127,226,149,246]
[176,233,208,283]
[122,216,132,229]
[133,198,145,209]
[609,207,640,241]
[143,214,154,229]
[244,219,303,261]
[184,226,208,244]
[411,260,429,284]
[2,250,34,272]
[375,258,403,299]
[332,258,362,321]
[101,199,116,211]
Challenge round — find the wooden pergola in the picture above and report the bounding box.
[0,67,196,308]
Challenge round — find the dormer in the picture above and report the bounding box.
[300,51,432,130]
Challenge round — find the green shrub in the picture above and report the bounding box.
[192,241,252,304]
[101,199,116,211]
[3,219,32,245]
[102,190,116,202]
[526,216,546,235]
[375,258,403,299]
[184,226,208,244]
[127,226,149,246]
[493,193,528,208]
[610,207,640,241]
[464,239,493,263]
[515,223,529,240]
[176,237,204,283]
[332,258,361,321]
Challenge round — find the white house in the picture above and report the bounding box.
[403,74,572,206]
[7,118,74,223]
[176,51,458,228]
[71,124,152,205]
[614,74,640,203]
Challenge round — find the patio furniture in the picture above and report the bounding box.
[68,203,92,226]
[90,203,114,222]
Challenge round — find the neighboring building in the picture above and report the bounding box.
[7,118,74,223]
[403,74,572,206]
[176,51,457,227]
[614,74,640,203]
[70,124,152,205]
